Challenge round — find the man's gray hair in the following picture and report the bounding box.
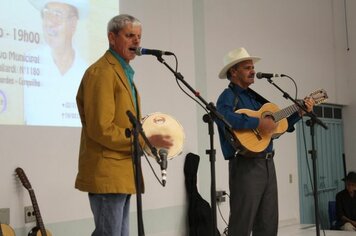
[107,14,141,34]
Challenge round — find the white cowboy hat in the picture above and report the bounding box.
[28,0,88,19]
[218,47,261,79]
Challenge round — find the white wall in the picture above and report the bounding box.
[205,0,352,226]
[0,0,355,235]
[343,0,356,171]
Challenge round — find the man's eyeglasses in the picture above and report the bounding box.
[41,7,77,23]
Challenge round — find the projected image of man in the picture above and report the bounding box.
[24,0,88,127]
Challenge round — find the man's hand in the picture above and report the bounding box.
[298,97,315,116]
[148,134,173,149]
[257,116,277,135]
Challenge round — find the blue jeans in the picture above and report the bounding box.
[89,193,131,236]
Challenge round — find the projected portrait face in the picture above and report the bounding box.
[23,0,89,127]
[2,0,119,127]
[41,2,78,50]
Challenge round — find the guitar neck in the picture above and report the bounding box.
[273,102,302,122]
[28,189,47,236]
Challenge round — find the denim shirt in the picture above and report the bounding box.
[216,83,301,160]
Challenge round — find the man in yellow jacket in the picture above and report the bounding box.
[75,14,171,236]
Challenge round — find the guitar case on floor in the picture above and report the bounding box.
[184,152,220,236]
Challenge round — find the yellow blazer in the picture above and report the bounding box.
[75,50,142,194]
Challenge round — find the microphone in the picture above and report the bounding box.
[256,72,279,79]
[158,148,168,186]
[135,47,174,57]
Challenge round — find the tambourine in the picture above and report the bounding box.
[142,112,185,159]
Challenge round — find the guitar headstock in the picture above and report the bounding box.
[308,89,328,105]
[15,167,32,190]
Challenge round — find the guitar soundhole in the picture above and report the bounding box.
[263,112,275,121]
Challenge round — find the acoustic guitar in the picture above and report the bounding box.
[233,89,328,153]
[15,167,52,236]
[0,223,15,236]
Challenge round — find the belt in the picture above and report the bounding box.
[236,151,275,160]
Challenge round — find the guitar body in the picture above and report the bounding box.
[234,103,288,153]
[0,224,15,236]
[28,226,52,236]
[232,89,328,153]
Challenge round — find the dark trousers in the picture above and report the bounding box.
[228,157,278,236]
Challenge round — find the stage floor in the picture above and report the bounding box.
[278,224,355,236]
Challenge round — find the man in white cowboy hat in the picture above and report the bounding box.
[24,0,88,126]
[335,171,356,231]
[215,47,314,236]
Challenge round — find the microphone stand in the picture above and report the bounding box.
[265,77,327,236]
[126,110,160,236]
[155,55,235,235]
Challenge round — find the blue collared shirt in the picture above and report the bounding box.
[109,48,137,110]
[216,83,301,160]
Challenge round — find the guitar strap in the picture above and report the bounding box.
[228,82,270,110]
[0,223,3,236]
[228,83,240,111]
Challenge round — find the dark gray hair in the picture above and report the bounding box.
[226,63,239,80]
[107,14,141,34]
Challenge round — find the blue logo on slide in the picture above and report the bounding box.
[0,90,7,113]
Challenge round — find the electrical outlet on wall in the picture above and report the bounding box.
[216,190,226,203]
[24,206,36,223]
